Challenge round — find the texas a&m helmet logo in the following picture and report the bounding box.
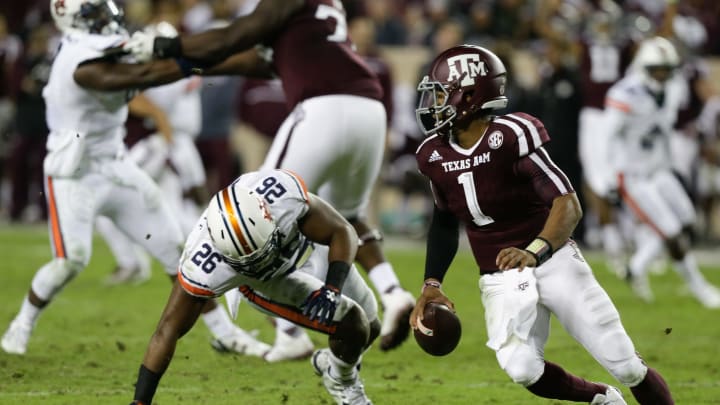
[446,54,489,87]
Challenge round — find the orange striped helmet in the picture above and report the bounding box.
[205,182,281,280]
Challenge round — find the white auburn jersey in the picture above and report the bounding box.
[604,72,687,177]
[143,77,202,138]
[43,33,132,159]
[178,169,312,296]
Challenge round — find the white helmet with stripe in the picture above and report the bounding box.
[206,182,281,280]
[50,0,127,36]
[632,36,680,92]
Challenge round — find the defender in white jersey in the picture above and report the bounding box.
[97,74,206,284]
[604,36,720,307]
[130,169,380,405]
[1,0,268,357]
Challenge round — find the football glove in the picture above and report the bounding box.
[302,285,340,325]
[122,30,156,62]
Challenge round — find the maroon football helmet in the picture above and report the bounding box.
[416,45,508,135]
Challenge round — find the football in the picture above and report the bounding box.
[413,302,461,356]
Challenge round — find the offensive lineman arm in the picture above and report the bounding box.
[74,48,271,92]
[409,205,460,329]
[128,0,304,64]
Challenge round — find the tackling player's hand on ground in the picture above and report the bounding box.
[410,282,454,330]
[496,247,536,271]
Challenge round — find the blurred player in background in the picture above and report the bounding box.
[130,169,379,405]
[695,96,720,241]
[1,0,268,357]
[97,21,209,286]
[603,36,720,307]
[411,44,674,405]
[122,0,416,358]
[576,5,635,273]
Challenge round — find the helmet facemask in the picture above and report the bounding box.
[75,0,126,35]
[416,75,457,136]
[415,45,510,137]
[210,225,283,281]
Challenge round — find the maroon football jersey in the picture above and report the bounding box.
[416,113,574,272]
[270,0,383,109]
[578,39,633,109]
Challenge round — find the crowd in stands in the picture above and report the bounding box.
[1,0,720,245]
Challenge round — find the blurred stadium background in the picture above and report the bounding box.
[1,0,720,403]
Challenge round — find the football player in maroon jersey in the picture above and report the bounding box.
[410,45,674,405]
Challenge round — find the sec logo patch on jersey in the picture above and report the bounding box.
[488,131,503,149]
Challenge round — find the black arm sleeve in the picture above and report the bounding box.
[424,205,460,283]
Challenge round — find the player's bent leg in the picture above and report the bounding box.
[263,318,314,362]
[2,258,85,355]
[496,338,609,402]
[314,303,372,405]
[628,367,674,405]
[349,219,414,351]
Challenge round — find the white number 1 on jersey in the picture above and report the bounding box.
[457,172,495,226]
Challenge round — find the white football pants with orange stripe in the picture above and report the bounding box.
[618,170,695,240]
[32,156,184,301]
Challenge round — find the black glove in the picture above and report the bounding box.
[302,285,340,325]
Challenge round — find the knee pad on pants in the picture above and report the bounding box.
[498,341,545,387]
[31,258,85,301]
[605,349,648,386]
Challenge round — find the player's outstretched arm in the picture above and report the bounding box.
[132,281,208,404]
[75,48,272,92]
[74,58,184,91]
[151,0,303,64]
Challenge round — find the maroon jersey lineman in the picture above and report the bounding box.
[269,0,383,109]
[416,112,574,272]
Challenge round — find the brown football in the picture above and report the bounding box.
[413,302,461,356]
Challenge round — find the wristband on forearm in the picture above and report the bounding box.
[422,279,441,294]
[524,237,553,266]
[154,36,182,58]
[174,57,206,77]
[325,261,351,292]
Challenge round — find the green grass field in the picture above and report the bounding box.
[0,225,718,404]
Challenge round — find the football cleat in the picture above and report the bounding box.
[626,270,654,303]
[590,386,627,405]
[104,264,151,286]
[211,327,271,357]
[689,284,720,309]
[311,348,331,376]
[379,288,415,351]
[1,318,34,355]
[263,327,314,362]
[312,350,371,405]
